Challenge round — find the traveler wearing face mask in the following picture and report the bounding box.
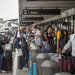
[57,23,69,53]
[61,23,68,44]
[62,34,75,73]
[31,25,43,48]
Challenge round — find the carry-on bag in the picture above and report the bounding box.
[2,56,12,72]
[58,53,72,73]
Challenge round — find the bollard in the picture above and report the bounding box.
[36,53,50,75]
[41,60,60,75]
[54,72,71,75]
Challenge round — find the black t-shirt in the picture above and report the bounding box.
[60,29,68,43]
[46,32,53,40]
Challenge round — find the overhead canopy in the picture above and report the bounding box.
[11,23,18,27]
[19,0,75,26]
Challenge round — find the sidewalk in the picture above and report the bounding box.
[0,51,29,75]
[0,70,28,75]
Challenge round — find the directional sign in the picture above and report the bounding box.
[21,16,44,21]
[23,9,61,15]
[27,0,74,1]
[20,21,34,25]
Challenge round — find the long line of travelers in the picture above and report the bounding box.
[13,22,72,70]
[0,22,73,72]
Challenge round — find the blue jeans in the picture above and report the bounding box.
[0,53,4,70]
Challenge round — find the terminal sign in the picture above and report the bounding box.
[23,9,61,15]
[21,16,44,21]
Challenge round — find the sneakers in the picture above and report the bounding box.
[0,70,7,73]
[2,70,7,73]
[23,67,28,71]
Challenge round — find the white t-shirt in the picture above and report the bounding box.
[63,34,75,56]
[35,30,42,46]
[35,30,41,39]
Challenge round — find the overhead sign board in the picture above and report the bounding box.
[27,0,75,1]
[20,21,34,25]
[23,9,61,15]
[21,16,44,21]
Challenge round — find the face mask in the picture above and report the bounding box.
[63,27,66,30]
[55,28,57,31]
[32,30,35,33]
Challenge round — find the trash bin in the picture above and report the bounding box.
[54,72,71,75]
[36,53,50,75]
[41,60,60,75]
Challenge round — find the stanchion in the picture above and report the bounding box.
[33,63,37,75]
[29,42,40,75]
[13,48,20,75]
[29,53,33,75]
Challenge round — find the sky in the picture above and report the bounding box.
[0,0,18,20]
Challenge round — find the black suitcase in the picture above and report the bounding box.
[2,56,12,72]
[18,56,23,69]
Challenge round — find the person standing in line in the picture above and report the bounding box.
[0,34,7,72]
[62,33,75,74]
[26,27,31,43]
[31,25,43,49]
[20,29,29,70]
[44,26,54,51]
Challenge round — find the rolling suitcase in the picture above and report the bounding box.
[2,56,12,72]
[18,56,23,69]
[58,53,72,73]
[2,50,12,72]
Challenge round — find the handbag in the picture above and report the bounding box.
[16,48,22,56]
